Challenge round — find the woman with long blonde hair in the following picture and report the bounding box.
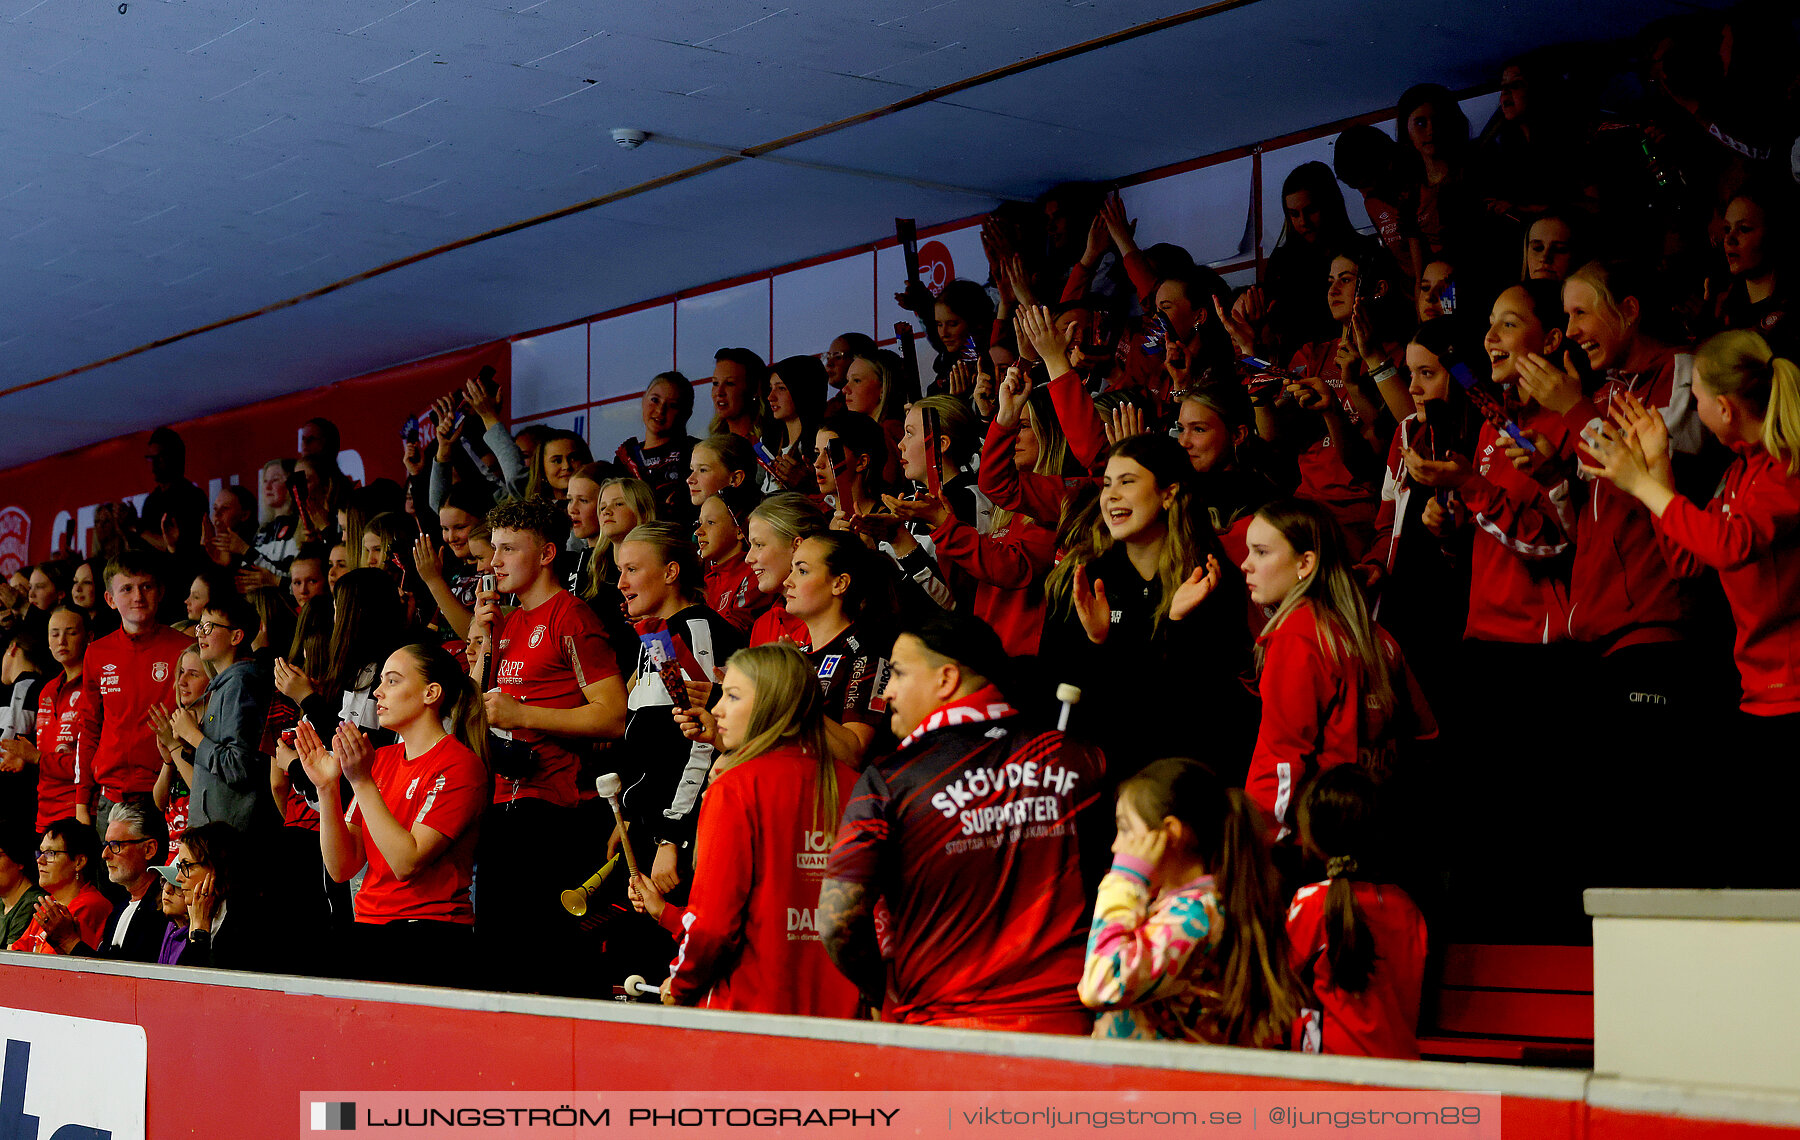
[629,644,859,1017]
[1240,499,1434,847]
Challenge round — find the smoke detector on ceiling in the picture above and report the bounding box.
[610,128,648,150]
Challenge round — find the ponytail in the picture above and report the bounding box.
[1216,788,1307,1046]
[1695,329,1800,476]
[398,642,490,769]
[1120,760,1305,1047]
[1769,357,1800,475]
[1297,766,1383,994]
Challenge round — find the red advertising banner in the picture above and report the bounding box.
[0,342,510,572]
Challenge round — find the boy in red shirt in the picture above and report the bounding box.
[76,552,192,835]
[469,498,628,995]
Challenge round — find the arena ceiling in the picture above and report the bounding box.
[0,0,1731,468]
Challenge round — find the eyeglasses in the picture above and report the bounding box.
[35,849,67,862]
[194,621,234,636]
[101,837,151,853]
[175,860,204,876]
[823,351,852,362]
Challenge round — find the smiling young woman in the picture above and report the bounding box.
[1041,433,1257,774]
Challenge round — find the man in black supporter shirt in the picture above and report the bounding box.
[820,613,1106,1033]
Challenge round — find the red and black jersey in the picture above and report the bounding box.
[825,688,1106,1025]
[34,672,85,833]
[809,624,892,732]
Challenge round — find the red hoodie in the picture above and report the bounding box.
[76,624,193,800]
[1654,443,1800,715]
[929,511,1057,657]
[1287,341,1381,552]
[1539,351,1690,649]
[1288,879,1428,1059]
[1458,410,1574,644]
[658,744,860,1017]
[1246,601,1435,841]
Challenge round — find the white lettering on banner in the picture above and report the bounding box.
[958,795,1065,837]
[0,1007,146,1139]
[929,761,1080,819]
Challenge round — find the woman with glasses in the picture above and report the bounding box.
[172,821,278,971]
[10,818,107,954]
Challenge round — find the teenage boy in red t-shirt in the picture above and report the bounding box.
[76,551,192,835]
[469,497,628,994]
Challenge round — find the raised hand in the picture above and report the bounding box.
[293,717,340,795]
[1169,555,1222,622]
[464,375,502,429]
[1015,305,1071,373]
[432,395,465,460]
[1102,402,1147,446]
[1516,352,1583,416]
[945,359,975,399]
[412,533,445,585]
[272,656,316,703]
[995,362,1033,428]
[1080,211,1110,269]
[1097,192,1136,253]
[1214,295,1256,358]
[1072,564,1111,645]
[333,721,375,787]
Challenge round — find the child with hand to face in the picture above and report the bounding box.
[1079,758,1303,1047]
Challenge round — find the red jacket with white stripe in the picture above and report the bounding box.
[1457,409,1574,644]
[1653,442,1800,715]
[1538,350,1695,648]
[1246,602,1435,841]
[657,744,861,1018]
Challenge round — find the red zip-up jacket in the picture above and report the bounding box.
[77,624,192,800]
[929,511,1057,656]
[1539,351,1689,649]
[657,744,860,1017]
[1653,442,1800,715]
[1458,410,1574,644]
[1246,602,1435,841]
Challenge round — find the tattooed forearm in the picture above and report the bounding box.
[818,877,883,1007]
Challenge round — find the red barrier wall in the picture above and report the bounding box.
[3,960,1795,1140]
[0,342,509,572]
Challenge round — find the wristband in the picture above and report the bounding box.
[1370,363,1400,385]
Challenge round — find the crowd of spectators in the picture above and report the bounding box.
[1,9,1797,1057]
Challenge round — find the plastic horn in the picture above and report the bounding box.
[621,973,661,999]
[1055,683,1082,732]
[559,852,621,917]
[595,773,641,880]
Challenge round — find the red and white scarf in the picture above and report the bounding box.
[899,684,1016,749]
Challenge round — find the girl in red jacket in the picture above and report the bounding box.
[1241,500,1434,847]
[1582,331,1800,883]
[631,644,860,1018]
[697,485,770,634]
[896,382,1065,656]
[1288,765,1427,1058]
